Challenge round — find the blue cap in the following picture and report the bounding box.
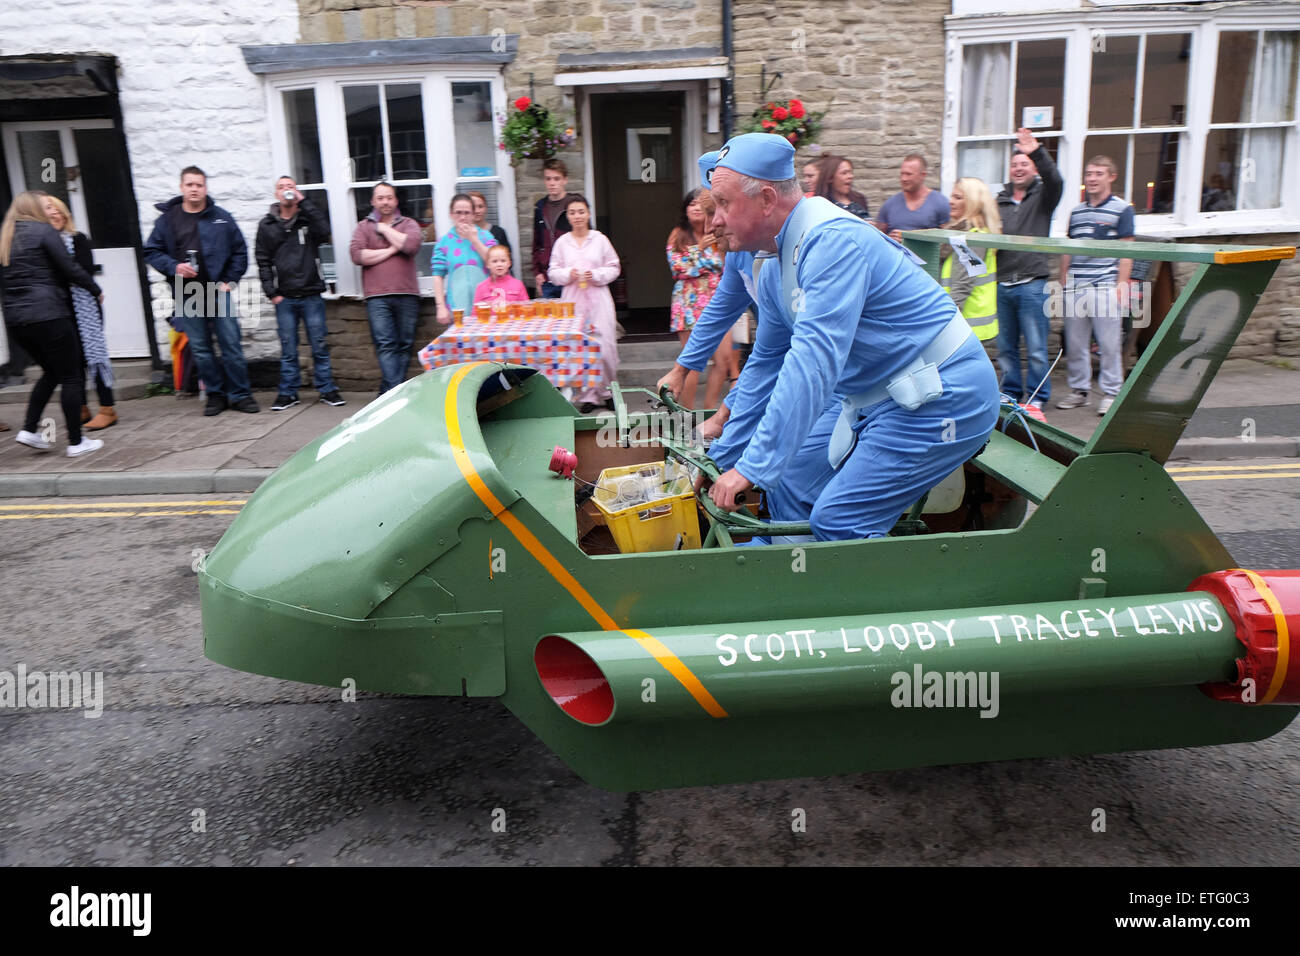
[697,150,721,184]
[699,133,796,185]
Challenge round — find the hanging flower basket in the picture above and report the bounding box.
[498,97,576,166]
[740,98,824,149]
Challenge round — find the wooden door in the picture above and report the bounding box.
[592,92,684,335]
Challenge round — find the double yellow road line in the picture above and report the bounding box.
[1167,462,1300,483]
[0,499,247,520]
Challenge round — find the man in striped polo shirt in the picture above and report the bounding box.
[1056,155,1134,416]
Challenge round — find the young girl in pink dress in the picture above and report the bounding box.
[474,245,530,310]
[546,197,621,412]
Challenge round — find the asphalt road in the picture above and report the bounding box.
[2,463,1298,866]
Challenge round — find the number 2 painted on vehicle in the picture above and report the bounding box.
[1146,289,1240,405]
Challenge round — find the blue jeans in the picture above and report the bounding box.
[540,281,562,299]
[174,291,251,402]
[275,295,336,394]
[995,279,1051,404]
[365,294,419,393]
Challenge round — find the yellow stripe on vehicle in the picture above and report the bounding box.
[1238,568,1291,705]
[444,363,728,718]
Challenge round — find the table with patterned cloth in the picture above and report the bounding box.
[418,315,602,391]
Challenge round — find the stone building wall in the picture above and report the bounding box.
[731,0,950,210]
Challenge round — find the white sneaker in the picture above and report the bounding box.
[15,430,52,451]
[1055,390,1090,410]
[1097,396,1115,415]
[66,436,104,458]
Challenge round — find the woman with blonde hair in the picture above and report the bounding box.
[0,190,105,457]
[940,177,1001,342]
[42,195,117,430]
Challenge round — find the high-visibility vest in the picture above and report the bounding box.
[940,231,998,341]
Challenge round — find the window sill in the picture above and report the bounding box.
[1051,216,1300,240]
[1115,218,1300,240]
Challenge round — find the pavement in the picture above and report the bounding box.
[0,357,1297,497]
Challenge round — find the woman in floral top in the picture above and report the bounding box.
[666,188,734,409]
[432,193,496,323]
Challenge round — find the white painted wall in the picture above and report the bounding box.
[0,0,301,359]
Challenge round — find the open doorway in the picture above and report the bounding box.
[2,120,150,357]
[591,92,684,338]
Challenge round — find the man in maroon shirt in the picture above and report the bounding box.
[349,182,423,394]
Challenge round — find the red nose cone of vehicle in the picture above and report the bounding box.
[535,635,614,725]
[1195,569,1300,705]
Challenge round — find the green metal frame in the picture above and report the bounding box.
[200,232,1297,792]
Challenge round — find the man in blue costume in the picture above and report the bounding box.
[686,133,1000,540]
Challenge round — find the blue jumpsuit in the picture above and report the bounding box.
[676,249,755,373]
[708,203,1000,540]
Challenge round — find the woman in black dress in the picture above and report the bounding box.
[0,191,106,457]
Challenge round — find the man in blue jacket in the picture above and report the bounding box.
[699,134,1000,540]
[144,166,258,416]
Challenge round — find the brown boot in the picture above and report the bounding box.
[85,406,117,431]
[81,405,92,424]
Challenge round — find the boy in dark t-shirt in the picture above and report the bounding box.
[531,159,583,298]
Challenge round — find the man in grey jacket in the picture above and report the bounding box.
[994,128,1063,415]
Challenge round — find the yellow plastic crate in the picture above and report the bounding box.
[591,460,702,553]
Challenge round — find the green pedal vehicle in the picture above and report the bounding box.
[200,231,1299,792]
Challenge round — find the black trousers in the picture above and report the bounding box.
[10,319,85,444]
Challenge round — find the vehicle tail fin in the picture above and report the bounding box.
[1084,257,1288,462]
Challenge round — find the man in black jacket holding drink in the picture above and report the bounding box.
[255,176,345,410]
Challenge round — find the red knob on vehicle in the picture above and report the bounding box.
[548,445,577,479]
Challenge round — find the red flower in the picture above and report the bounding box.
[789,99,805,119]
[762,119,777,130]
[514,96,531,111]
[772,106,789,121]
[765,101,775,110]
[786,133,798,143]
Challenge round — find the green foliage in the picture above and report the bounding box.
[499,97,576,166]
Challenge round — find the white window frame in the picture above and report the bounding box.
[943,6,1300,237]
[264,66,517,297]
